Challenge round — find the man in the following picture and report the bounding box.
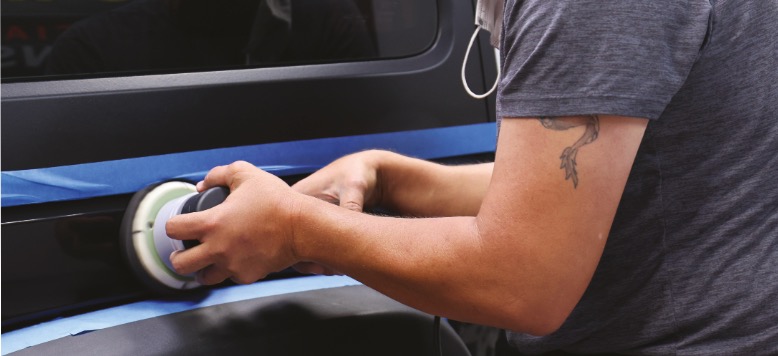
[167,0,778,354]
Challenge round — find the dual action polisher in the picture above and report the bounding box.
[120,181,229,293]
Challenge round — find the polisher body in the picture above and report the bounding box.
[120,181,228,293]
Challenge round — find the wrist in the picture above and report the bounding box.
[361,149,399,209]
[372,150,422,213]
[286,190,310,263]
[287,191,362,269]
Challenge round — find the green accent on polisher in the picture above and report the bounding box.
[142,186,196,282]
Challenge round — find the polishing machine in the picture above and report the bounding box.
[120,181,228,293]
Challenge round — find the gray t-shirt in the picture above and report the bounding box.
[496,0,778,354]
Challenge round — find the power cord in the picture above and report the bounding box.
[433,315,442,356]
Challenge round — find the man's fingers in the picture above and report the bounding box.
[200,161,256,192]
[170,245,213,275]
[338,189,365,212]
[196,264,231,285]
[165,211,207,241]
[197,165,229,192]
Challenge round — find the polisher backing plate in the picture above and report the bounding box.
[120,181,202,293]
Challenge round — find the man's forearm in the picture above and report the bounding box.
[372,150,493,217]
[289,196,546,333]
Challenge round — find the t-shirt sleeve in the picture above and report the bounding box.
[496,0,711,120]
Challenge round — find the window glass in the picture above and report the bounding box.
[1,0,437,82]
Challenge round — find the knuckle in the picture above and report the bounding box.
[209,245,226,261]
[224,262,241,277]
[229,160,252,172]
[319,193,339,205]
[231,275,254,285]
[200,213,221,234]
[201,270,224,285]
[342,201,363,212]
[170,256,186,273]
[199,271,215,285]
[201,241,223,262]
[345,178,368,191]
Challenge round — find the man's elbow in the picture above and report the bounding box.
[507,311,568,336]
[523,308,572,336]
[500,294,578,336]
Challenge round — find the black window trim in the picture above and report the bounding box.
[2,0,455,101]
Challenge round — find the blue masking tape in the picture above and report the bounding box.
[1,123,496,207]
[1,275,362,355]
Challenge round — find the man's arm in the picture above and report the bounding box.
[291,150,492,217]
[379,154,492,217]
[167,115,647,335]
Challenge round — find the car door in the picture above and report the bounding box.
[2,0,498,354]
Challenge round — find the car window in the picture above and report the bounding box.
[1,0,437,82]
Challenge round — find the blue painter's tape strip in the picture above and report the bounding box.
[1,123,496,207]
[1,275,363,355]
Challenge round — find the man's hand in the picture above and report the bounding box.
[166,161,301,285]
[294,149,493,218]
[292,150,383,213]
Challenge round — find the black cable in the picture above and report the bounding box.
[433,315,442,356]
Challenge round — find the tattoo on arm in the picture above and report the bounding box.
[538,115,600,188]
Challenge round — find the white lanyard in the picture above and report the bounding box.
[462,0,504,99]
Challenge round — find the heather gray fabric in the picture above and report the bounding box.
[496,0,778,354]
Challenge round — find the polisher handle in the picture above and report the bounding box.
[181,186,230,214]
[180,186,230,249]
